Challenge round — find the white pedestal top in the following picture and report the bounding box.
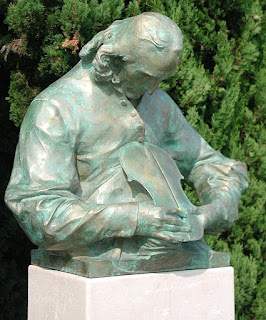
[28,265,234,320]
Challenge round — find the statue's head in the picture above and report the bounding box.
[79,12,183,99]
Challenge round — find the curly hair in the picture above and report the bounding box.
[79,12,183,84]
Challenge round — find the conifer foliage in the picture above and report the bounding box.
[0,0,265,318]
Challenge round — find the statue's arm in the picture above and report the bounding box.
[161,92,248,233]
[187,139,248,233]
[5,99,139,251]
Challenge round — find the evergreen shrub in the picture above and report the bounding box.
[0,0,265,318]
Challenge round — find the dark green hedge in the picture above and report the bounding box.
[0,1,265,319]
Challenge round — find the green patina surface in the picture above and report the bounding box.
[5,13,247,277]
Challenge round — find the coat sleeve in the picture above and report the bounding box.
[161,92,248,233]
[5,99,138,251]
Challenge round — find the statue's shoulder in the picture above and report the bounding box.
[26,68,97,127]
[141,87,181,115]
[152,87,171,98]
[31,62,95,110]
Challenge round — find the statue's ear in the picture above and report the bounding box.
[79,31,105,62]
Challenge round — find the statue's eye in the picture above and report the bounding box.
[139,73,154,80]
[142,73,152,78]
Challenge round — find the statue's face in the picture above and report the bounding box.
[118,47,179,99]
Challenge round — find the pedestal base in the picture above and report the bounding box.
[28,265,234,320]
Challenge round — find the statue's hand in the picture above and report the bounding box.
[135,204,192,242]
[180,209,205,242]
[181,204,221,241]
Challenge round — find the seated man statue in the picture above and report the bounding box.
[5,12,248,276]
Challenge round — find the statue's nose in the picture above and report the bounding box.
[147,80,160,95]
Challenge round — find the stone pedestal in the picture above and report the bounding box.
[28,265,234,320]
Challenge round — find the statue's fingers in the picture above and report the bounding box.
[160,231,191,242]
[165,207,187,218]
[163,224,191,232]
[163,217,190,228]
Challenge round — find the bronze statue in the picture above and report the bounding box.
[5,12,248,277]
